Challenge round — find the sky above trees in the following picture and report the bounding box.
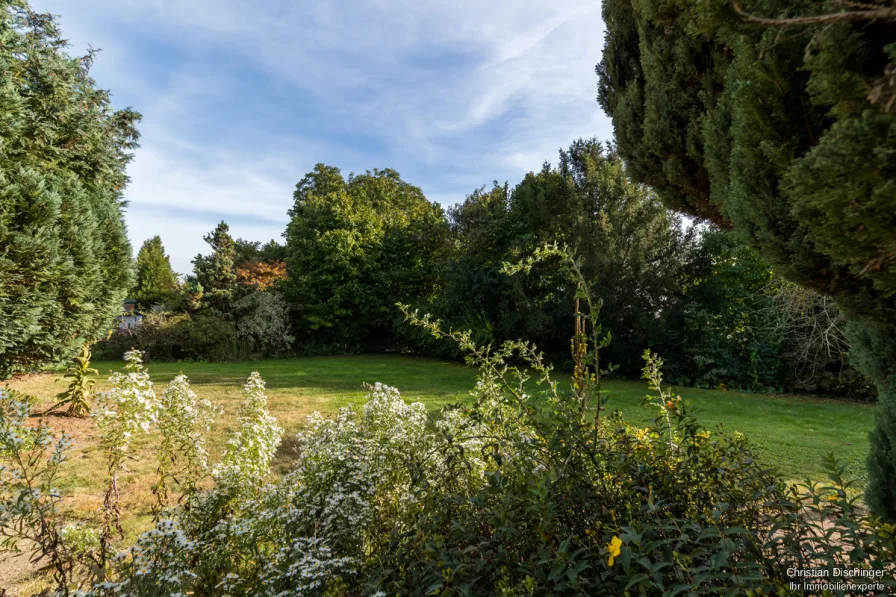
[33,0,612,274]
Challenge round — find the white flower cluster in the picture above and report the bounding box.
[362,382,429,449]
[157,374,221,493]
[255,536,358,596]
[58,522,100,554]
[98,519,199,595]
[213,371,283,492]
[86,379,537,595]
[92,350,157,460]
[243,383,430,593]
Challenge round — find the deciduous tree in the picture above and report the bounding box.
[443,140,693,374]
[284,165,450,352]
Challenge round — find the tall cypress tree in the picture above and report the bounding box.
[598,0,896,518]
[133,236,179,308]
[193,221,237,311]
[0,1,141,377]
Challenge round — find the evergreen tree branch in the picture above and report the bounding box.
[732,0,896,25]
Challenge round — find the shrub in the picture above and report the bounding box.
[233,291,295,358]
[179,311,238,362]
[92,310,239,363]
[91,312,189,362]
[91,327,139,362]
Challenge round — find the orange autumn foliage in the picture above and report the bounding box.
[236,260,287,291]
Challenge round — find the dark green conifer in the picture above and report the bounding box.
[0,1,141,377]
[133,236,179,308]
[193,221,238,311]
[598,0,896,519]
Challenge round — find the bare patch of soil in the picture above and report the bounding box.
[0,547,41,596]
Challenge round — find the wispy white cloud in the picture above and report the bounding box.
[32,0,612,274]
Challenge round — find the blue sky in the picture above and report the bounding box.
[34,0,614,275]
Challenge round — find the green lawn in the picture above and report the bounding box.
[13,353,873,486]
[152,355,871,485]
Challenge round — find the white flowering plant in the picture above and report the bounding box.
[93,350,158,459]
[92,349,158,568]
[0,388,84,593]
[2,355,223,594]
[212,371,283,493]
[58,523,101,559]
[152,373,222,516]
[101,371,283,596]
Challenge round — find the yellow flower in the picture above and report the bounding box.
[607,535,622,567]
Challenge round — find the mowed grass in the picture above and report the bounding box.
[5,354,875,531]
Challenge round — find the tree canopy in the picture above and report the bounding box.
[234,238,287,266]
[284,165,450,352]
[0,1,140,377]
[597,0,896,518]
[442,139,693,373]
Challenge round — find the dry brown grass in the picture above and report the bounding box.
[0,355,475,594]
